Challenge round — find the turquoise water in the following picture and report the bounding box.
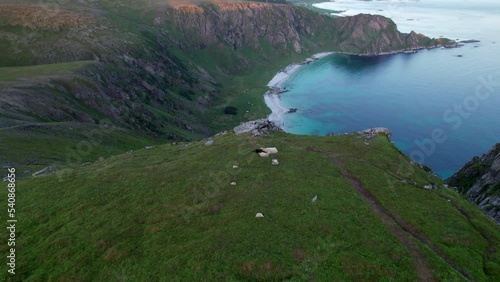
[280,0,500,178]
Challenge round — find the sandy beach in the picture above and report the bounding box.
[264,52,334,128]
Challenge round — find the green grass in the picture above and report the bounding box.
[0,61,93,81]
[1,132,498,281]
[0,122,161,178]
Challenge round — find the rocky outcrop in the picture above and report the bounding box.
[163,5,453,56]
[233,119,283,136]
[332,14,457,55]
[32,166,55,177]
[356,127,392,139]
[327,127,392,139]
[163,2,321,54]
[447,143,500,223]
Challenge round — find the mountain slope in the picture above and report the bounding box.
[447,143,500,223]
[1,131,499,281]
[0,1,457,173]
[0,1,455,136]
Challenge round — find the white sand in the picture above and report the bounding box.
[264,52,335,129]
[267,64,302,88]
[264,91,288,128]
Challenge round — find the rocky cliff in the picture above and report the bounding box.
[447,143,500,223]
[332,14,456,55]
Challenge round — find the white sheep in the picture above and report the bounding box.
[253,147,278,157]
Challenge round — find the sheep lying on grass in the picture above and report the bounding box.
[252,147,278,157]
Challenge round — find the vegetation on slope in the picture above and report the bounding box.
[1,132,498,281]
[0,0,457,173]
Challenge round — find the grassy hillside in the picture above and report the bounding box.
[0,122,161,179]
[0,61,92,81]
[1,131,498,281]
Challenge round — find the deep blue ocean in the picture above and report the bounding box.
[279,0,500,178]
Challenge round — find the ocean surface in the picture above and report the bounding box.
[275,0,500,178]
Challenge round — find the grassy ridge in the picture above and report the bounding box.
[1,132,498,281]
[0,61,93,81]
[0,122,160,179]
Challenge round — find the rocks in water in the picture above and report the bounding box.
[459,39,481,43]
[32,166,55,177]
[287,108,298,114]
[233,119,283,136]
[204,140,214,146]
[255,213,264,218]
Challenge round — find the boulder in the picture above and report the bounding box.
[233,119,282,136]
[32,166,55,177]
[357,127,392,138]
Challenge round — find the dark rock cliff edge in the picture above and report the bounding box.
[447,144,500,223]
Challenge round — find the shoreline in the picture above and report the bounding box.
[263,44,458,129]
[264,52,334,128]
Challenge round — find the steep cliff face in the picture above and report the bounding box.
[332,14,455,55]
[160,2,329,53]
[447,144,500,223]
[161,5,452,56]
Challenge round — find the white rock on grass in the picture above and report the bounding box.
[255,213,264,218]
[32,166,55,177]
[312,195,318,203]
[230,182,236,186]
[272,159,279,165]
[232,165,239,169]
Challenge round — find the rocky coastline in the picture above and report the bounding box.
[263,42,460,131]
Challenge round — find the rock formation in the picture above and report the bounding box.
[233,119,283,136]
[447,143,500,223]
